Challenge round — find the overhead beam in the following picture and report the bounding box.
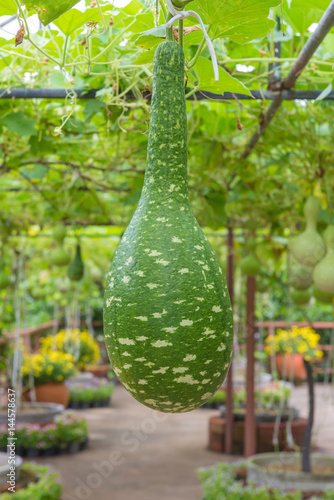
[242,0,334,159]
[1,88,334,101]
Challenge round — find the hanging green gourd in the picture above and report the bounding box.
[256,275,270,293]
[68,243,84,282]
[51,226,71,267]
[104,41,233,414]
[291,288,311,305]
[0,269,10,290]
[240,237,260,277]
[313,225,334,294]
[290,196,326,267]
[290,262,313,290]
[313,286,334,305]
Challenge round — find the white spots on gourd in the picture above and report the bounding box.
[175,375,199,385]
[173,367,188,374]
[179,268,189,274]
[156,217,168,223]
[174,300,185,304]
[183,354,196,361]
[152,367,169,374]
[201,392,212,401]
[155,259,169,266]
[200,371,207,376]
[180,207,185,211]
[163,327,178,333]
[145,361,155,367]
[202,379,211,384]
[125,256,133,266]
[172,236,182,243]
[122,276,130,284]
[203,265,210,271]
[205,360,213,364]
[123,364,132,369]
[148,250,162,257]
[207,284,214,289]
[203,329,215,335]
[180,320,193,326]
[135,316,148,322]
[195,245,204,250]
[118,338,135,345]
[122,351,131,357]
[212,306,222,313]
[138,380,148,385]
[151,340,173,348]
[224,363,229,369]
[218,343,226,352]
[135,358,146,362]
[197,297,204,302]
[169,184,176,192]
[197,260,205,265]
[134,270,145,277]
[147,283,159,289]
[145,399,157,406]
[214,372,221,377]
[137,336,148,341]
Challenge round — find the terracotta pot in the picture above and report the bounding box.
[275,353,307,384]
[34,383,70,408]
[84,364,110,378]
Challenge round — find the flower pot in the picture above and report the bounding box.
[34,383,70,408]
[41,446,56,457]
[81,402,90,409]
[247,452,334,492]
[68,442,80,454]
[25,447,39,458]
[275,353,307,384]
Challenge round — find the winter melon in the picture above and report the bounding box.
[103,41,233,414]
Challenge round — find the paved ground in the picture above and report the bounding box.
[38,383,334,500]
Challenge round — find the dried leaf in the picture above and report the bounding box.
[90,0,97,7]
[15,23,25,47]
[173,25,200,42]
[236,116,243,131]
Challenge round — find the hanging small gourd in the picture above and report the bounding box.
[313,286,334,305]
[290,196,326,267]
[51,226,71,267]
[0,269,10,290]
[104,42,233,414]
[240,237,260,277]
[313,225,334,294]
[291,287,311,305]
[290,262,313,290]
[68,243,84,282]
[256,275,270,293]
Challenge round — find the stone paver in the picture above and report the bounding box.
[37,383,334,500]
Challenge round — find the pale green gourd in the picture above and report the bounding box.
[291,287,311,305]
[51,226,71,267]
[256,276,270,293]
[313,225,334,294]
[240,237,260,276]
[290,196,326,267]
[313,286,334,305]
[290,262,313,290]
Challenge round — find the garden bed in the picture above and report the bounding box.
[0,411,88,457]
[0,462,62,499]
[198,461,334,499]
[67,377,114,409]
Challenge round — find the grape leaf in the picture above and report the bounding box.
[0,112,37,136]
[23,0,80,25]
[54,6,112,36]
[195,57,252,97]
[0,0,17,15]
[194,0,281,44]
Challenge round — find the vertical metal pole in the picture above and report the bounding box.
[244,275,256,457]
[225,227,234,454]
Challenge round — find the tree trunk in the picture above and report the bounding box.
[302,359,314,473]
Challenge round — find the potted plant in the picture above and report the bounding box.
[265,326,323,384]
[22,351,76,407]
[55,412,88,454]
[40,328,100,371]
[246,326,334,492]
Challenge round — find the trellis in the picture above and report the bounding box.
[1,0,334,458]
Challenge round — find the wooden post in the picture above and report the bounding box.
[225,227,234,454]
[244,275,256,457]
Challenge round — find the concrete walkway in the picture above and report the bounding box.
[38,383,334,500]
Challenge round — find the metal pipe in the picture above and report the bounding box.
[1,88,334,100]
[242,0,334,159]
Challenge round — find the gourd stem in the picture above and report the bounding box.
[178,19,184,48]
[166,13,174,41]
